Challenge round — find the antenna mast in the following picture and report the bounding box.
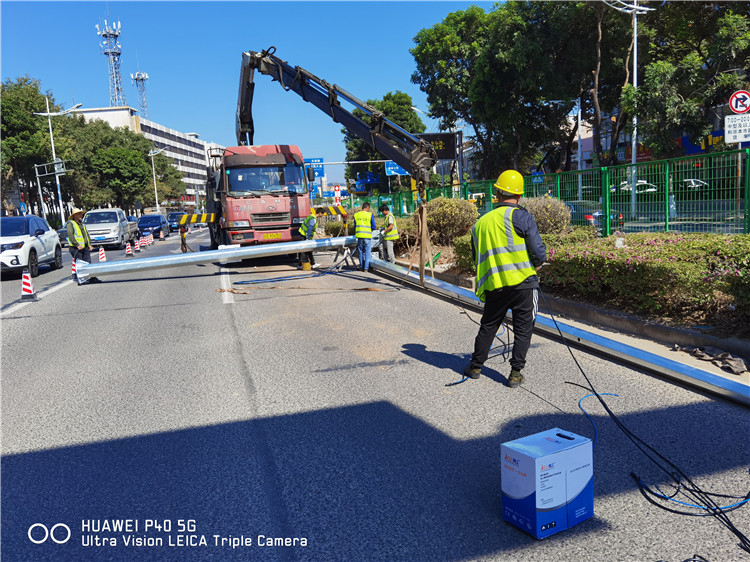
[96,19,127,107]
[131,71,150,119]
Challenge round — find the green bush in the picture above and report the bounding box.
[523,196,571,235]
[453,234,474,273]
[324,219,347,237]
[416,197,479,246]
[539,232,750,334]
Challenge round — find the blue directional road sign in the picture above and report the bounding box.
[305,158,324,179]
[385,161,408,176]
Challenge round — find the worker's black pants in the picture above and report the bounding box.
[469,286,538,372]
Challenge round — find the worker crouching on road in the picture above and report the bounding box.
[378,204,398,264]
[180,223,193,253]
[297,208,322,269]
[464,170,546,388]
[354,202,377,272]
[66,207,101,284]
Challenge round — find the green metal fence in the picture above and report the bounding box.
[319,149,748,235]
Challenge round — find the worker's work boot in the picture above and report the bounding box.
[507,369,524,388]
[463,365,481,379]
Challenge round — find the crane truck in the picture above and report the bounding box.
[206,46,438,250]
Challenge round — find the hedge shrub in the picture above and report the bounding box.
[523,196,571,235]
[416,197,479,246]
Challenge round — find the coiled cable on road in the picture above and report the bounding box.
[538,288,750,555]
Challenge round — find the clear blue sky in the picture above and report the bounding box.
[1,0,489,182]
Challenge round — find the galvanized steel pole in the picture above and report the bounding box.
[77,236,361,279]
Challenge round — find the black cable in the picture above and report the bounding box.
[538,288,750,555]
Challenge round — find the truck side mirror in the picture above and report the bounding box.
[307,167,315,182]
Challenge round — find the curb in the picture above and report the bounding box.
[394,259,749,361]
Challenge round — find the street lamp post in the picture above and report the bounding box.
[34,98,81,225]
[148,147,167,212]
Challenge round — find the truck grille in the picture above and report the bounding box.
[250,212,290,228]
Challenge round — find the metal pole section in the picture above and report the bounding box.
[77,236,361,279]
[44,97,66,227]
[630,2,639,218]
[34,165,46,220]
[577,97,583,199]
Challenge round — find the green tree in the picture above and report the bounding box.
[624,2,750,157]
[0,77,54,213]
[342,91,426,193]
[91,146,151,209]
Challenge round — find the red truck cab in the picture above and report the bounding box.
[206,145,314,248]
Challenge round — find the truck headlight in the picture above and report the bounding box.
[228,220,250,228]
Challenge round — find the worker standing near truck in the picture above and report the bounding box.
[354,202,377,272]
[378,204,398,264]
[297,208,322,269]
[463,170,546,388]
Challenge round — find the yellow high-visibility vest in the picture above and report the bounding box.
[67,220,90,248]
[354,211,373,239]
[299,213,316,238]
[472,206,536,302]
[383,214,399,241]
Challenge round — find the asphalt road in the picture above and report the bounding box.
[1,232,748,561]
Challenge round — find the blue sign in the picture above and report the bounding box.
[532,172,544,184]
[385,161,408,176]
[322,191,335,198]
[304,157,324,179]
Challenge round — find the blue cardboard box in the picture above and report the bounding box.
[501,428,594,539]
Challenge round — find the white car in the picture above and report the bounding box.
[0,215,63,277]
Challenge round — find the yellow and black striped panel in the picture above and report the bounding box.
[314,205,347,216]
[179,213,217,225]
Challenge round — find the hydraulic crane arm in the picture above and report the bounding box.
[237,46,437,188]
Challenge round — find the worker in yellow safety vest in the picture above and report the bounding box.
[66,207,101,284]
[463,170,546,388]
[297,208,323,269]
[378,204,398,263]
[353,202,377,272]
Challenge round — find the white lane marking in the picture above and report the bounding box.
[1,278,75,316]
[220,266,234,304]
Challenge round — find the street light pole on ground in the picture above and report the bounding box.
[34,99,81,225]
[148,147,167,213]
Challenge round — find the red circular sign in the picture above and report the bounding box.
[729,90,750,114]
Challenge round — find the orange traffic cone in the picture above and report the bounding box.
[125,242,132,256]
[98,246,106,262]
[71,257,77,280]
[199,225,203,232]
[21,269,37,300]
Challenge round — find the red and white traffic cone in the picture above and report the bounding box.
[135,238,141,252]
[159,229,164,240]
[125,242,132,256]
[71,257,77,280]
[199,225,203,232]
[149,233,154,245]
[21,269,37,300]
[98,246,106,262]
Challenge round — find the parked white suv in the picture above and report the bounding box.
[82,208,137,249]
[1,215,63,277]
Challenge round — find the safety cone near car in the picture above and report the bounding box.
[21,269,37,300]
[149,233,154,245]
[125,242,133,256]
[71,257,77,279]
[135,238,141,252]
[159,229,164,240]
[98,246,106,262]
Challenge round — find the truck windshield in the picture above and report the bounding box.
[226,165,305,195]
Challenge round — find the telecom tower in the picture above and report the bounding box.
[95,19,127,107]
[131,71,149,119]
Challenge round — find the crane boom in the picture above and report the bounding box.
[236,46,437,189]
